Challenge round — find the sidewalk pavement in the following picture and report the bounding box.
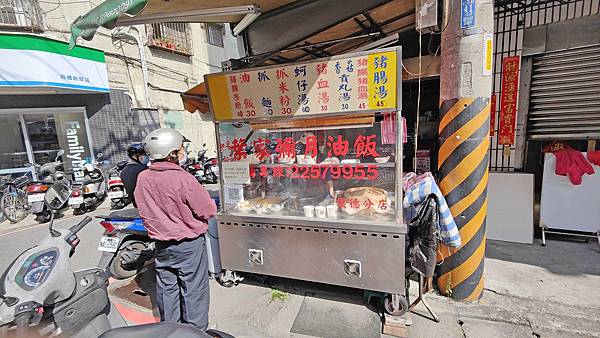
[108,237,600,338]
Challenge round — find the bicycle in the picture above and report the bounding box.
[1,173,31,223]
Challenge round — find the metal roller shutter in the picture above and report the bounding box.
[527,44,600,140]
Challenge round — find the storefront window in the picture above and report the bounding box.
[23,114,61,165]
[0,114,29,171]
[0,110,93,179]
[219,112,399,223]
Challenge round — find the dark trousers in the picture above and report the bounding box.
[154,234,209,330]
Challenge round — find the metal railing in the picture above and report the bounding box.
[0,0,43,31]
[146,22,192,56]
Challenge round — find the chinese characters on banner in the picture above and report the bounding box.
[498,56,520,145]
[205,49,398,121]
[220,132,384,181]
[490,94,496,137]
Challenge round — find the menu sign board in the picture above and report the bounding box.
[205,48,399,121]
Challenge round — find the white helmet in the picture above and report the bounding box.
[144,128,190,161]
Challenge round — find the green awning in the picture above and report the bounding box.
[69,0,148,49]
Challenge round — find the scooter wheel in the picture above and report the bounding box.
[35,212,52,223]
[109,241,147,279]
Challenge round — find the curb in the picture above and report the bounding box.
[113,300,160,325]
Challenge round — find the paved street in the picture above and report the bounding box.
[0,208,108,273]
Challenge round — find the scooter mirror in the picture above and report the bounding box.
[56,149,65,157]
[45,183,71,210]
[97,153,104,159]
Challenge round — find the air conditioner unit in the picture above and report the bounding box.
[415,0,439,34]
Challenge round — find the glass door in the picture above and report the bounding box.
[0,114,33,179]
[23,114,62,166]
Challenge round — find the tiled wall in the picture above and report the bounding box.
[86,89,141,166]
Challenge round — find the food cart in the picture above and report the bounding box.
[204,47,408,314]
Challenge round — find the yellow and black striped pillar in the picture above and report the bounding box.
[436,97,490,301]
[435,0,494,301]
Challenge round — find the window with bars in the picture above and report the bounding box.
[206,23,225,47]
[147,22,192,56]
[0,0,42,31]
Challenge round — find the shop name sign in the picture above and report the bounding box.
[66,121,87,181]
[205,48,399,121]
[0,34,109,93]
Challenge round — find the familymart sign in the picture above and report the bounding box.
[0,33,109,93]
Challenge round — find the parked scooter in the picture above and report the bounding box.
[26,150,68,223]
[186,143,219,184]
[95,195,241,286]
[0,183,229,338]
[71,153,108,215]
[106,160,130,210]
[96,208,154,279]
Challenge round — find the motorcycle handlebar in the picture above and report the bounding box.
[69,216,92,234]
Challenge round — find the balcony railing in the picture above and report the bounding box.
[0,0,43,31]
[146,22,192,56]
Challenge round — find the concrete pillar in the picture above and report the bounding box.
[436,0,494,300]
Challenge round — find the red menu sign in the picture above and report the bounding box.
[498,56,520,145]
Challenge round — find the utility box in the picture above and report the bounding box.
[415,0,439,33]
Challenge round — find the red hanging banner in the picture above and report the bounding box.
[490,94,496,137]
[498,56,520,145]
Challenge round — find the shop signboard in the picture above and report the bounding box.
[55,113,93,181]
[0,34,109,93]
[205,48,399,121]
[460,0,476,30]
[498,56,520,145]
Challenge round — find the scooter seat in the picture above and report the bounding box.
[99,322,211,338]
[103,208,140,220]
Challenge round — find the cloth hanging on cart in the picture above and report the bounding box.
[407,194,440,278]
[553,148,595,185]
[380,113,407,144]
[403,172,461,248]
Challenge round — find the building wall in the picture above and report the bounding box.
[1,0,241,161]
[490,0,600,172]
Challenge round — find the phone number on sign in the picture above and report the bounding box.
[250,165,380,180]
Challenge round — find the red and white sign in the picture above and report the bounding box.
[498,56,520,145]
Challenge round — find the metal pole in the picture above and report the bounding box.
[436,0,494,301]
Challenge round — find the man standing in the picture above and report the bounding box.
[134,128,216,330]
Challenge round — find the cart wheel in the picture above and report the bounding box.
[384,294,409,317]
[216,271,236,288]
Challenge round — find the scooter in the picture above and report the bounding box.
[26,150,68,223]
[71,153,108,215]
[0,183,229,338]
[186,144,219,185]
[96,208,154,279]
[96,196,242,286]
[106,160,129,210]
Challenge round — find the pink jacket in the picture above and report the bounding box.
[134,161,217,241]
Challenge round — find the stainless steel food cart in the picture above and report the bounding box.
[204,47,408,313]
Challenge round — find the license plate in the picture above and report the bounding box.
[98,236,120,253]
[69,197,84,205]
[28,194,45,203]
[108,191,124,199]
